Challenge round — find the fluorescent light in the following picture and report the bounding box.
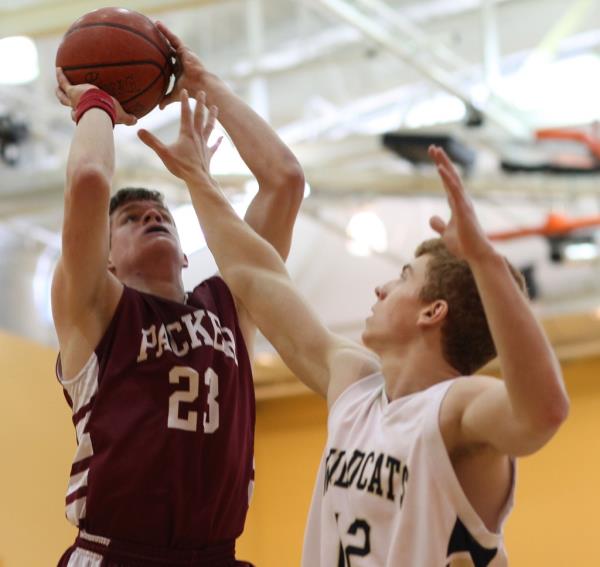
[498,53,600,124]
[405,94,466,128]
[0,36,39,85]
[563,241,598,261]
[346,210,387,257]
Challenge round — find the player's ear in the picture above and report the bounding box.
[417,300,447,328]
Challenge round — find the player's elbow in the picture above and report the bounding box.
[528,387,570,439]
[283,162,305,194]
[543,370,570,427]
[273,162,305,202]
[545,392,570,429]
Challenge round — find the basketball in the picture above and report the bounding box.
[55,7,176,118]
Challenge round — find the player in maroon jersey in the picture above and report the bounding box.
[53,23,304,567]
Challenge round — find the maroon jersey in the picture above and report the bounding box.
[57,276,255,548]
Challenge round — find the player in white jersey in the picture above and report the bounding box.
[138,93,570,566]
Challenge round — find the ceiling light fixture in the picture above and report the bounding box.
[0,36,39,85]
[346,210,387,257]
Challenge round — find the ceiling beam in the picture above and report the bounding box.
[313,0,530,138]
[305,167,600,199]
[0,0,220,38]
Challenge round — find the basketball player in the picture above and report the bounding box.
[139,91,570,566]
[52,28,304,566]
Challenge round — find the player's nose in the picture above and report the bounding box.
[142,208,163,224]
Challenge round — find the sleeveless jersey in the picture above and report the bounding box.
[302,374,515,567]
[56,276,255,548]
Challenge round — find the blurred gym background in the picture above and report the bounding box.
[1,0,599,564]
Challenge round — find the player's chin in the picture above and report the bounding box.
[361,324,373,347]
[142,233,176,245]
[141,235,183,255]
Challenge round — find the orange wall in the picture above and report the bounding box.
[237,395,328,563]
[1,329,599,566]
[0,331,76,566]
[505,356,600,565]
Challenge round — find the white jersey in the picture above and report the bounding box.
[303,373,515,567]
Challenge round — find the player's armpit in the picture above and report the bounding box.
[326,341,381,408]
[52,262,123,380]
[441,376,564,458]
[232,301,257,361]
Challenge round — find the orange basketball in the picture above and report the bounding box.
[55,7,176,118]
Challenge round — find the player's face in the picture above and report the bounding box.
[109,200,187,274]
[362,254,431,350]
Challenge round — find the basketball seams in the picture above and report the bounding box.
[62,60,167,73]
[64,21,172,60]
[121,69,168,107]
[62,60,169,116]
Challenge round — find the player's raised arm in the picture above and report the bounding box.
[52,69,136,372]
[139,91,378,401]
[156,21,305,260]
[428,146,570,457]
[156,23,305,355]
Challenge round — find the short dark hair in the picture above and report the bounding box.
[109,187,165,216]
[415,238,527,375]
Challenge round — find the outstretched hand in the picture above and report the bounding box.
[156,21,207,110]
[428,145,495,263]
[137,89,222,183]
[55,68,137,126]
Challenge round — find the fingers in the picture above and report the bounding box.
[159,89,180,110]
[438,164,467,219]
[179,89,192,132]
[208,136,223,160]
[436,164,459,197]
[110,97,138,126]
[189,90,219,141]
[193,91,206,133]
[428,145,470,213]
[137,128,168,158]
[192,93,220,158]
[429,215,447,235]
[156,21,182,50]
[122,113,138,126]
[429,145,462,189]
[55,67,71,91]
[55,86,70,107]
[203,104,218,140]
[55,68,71,107]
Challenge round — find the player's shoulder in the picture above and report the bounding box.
[445,374,501,400]
[327,338,381,408]
[328,367,383,418]
[191,275,231,301]
[440,374,502,424]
